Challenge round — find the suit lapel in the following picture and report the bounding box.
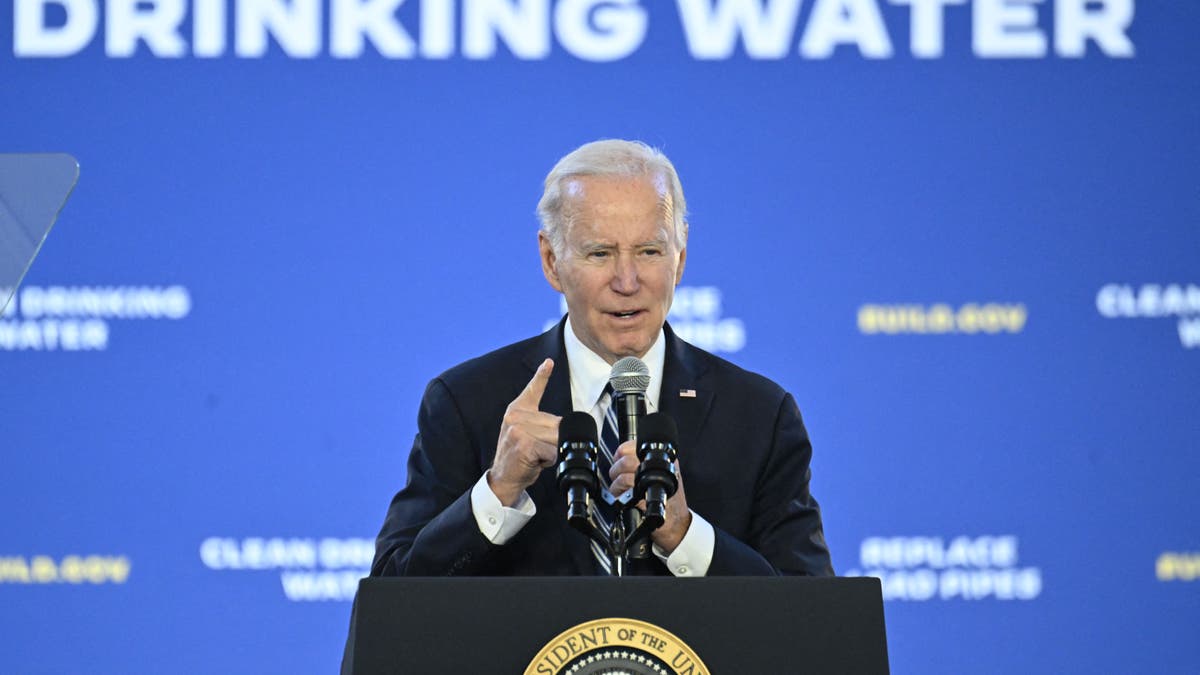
[659,323,714,465]
[522,320,572,418]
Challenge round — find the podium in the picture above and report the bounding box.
[343,577,889,674]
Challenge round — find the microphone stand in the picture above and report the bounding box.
[559,402,678,577]
[566,489,656,577]
[565,485,671,577]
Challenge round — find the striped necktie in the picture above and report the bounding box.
[590,385,622,574]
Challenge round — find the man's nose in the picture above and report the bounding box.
[610,255,640,294]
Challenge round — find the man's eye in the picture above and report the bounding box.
[641,248,663,256]
[587,251,609,259]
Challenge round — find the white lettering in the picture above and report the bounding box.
[1014,567,1041,598]
[331,0,414,57]
[671,285,723,320]
[861,567,1042,601]
[1054,0,1133,58]
[1097,284,1200,319]
[890,0,966,58]
[555,0,646,62]
[974,0,1046,58]
[14,0,99,56]
[318,538,375,568]
[1136,284,1162,316]
[0,319,108,350]
[105,0,187,57]
[1180,318,1200,349]
[800,0,894,58]
[236,0,322,57]
[199,538,223,569]
[199,537,319,569]
[859,535,1023,569]
[420,0,456,57]
[462,0,550,59]
[676,0,801,60]
[9,0,1142,61]
[991,535,1018,566]
[671,318,746,353]
[194,0,226,55]
[1095,283,1122,317]
[17,286,192,320]
[879,569,939,600]
[280,570,365,600]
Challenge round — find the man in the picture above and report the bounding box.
[371,140,832,577]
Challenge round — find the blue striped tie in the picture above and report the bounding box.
[591,385,621,574]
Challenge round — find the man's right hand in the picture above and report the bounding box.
[488,358,560,506]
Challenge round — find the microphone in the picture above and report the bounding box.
[556,411,599,525]
[633,413,679,526]
[609,357,651,558]
[609,356,650,441]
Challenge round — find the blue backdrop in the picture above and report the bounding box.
[2,1,1197,672]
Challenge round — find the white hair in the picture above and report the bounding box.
[536,139,689,254]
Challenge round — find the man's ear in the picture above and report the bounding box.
[675,247,687,285]
[539,232,563,293]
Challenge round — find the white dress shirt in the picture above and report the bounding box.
[469,317,714,576]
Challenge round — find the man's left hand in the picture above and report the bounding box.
[608,440,692,554]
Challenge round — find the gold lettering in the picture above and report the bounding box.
[957,304,980,333]
[105,556,132,583]
[875,307,899,334]
[579,628,599,650]
[858,306,879,333]
[929,304,954,332]
[31,556,57,583]
[549,645,572,667]
[1007,304,1027,332]
[672,650,696,674]
[61,555,85,583]
[1179,554,1200,581]
[0,557,32,583]
[1156,552,1200,582]
[1156,552,1174,580]
[906,306,927,333]
[979,304,1004,333]
[82,556,107,583]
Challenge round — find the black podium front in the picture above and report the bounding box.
[343,576,888,674]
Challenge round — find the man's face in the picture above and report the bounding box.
[540,174,686,364]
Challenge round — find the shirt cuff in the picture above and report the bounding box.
[653,510,715,577]
[470,472,536,545]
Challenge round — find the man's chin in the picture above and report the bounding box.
[600,340,653,363]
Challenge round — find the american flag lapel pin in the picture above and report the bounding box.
[679,389,697,398]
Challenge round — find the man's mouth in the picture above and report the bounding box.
[609,310,643,319]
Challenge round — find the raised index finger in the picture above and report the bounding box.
[512,358,554,410]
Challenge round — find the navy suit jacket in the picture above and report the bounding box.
[371,320,834,576]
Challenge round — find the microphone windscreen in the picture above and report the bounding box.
[558,411,599,446]
[637,412,678,446]
[609,356,651,394]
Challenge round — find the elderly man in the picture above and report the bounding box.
[371,140,832,576]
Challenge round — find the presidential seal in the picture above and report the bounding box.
[525,618,709,675]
